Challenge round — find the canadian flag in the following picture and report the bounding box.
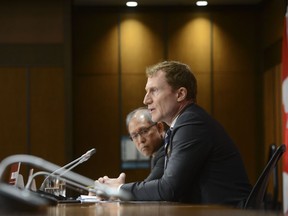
[282,4,288,214]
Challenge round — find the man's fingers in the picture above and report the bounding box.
[119,173,126,183]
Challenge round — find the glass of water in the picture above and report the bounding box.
[44,176,66,197]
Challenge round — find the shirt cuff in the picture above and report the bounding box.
[117,184,123,192]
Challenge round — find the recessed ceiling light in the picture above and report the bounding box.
[196,1,208,6]
[126,1,138,7]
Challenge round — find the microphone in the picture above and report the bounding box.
[37,148,96,191]
[0,154,131,213]
[44,148,96,177]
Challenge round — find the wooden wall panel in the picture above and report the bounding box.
[263,65,283,200]
[121,13,165,75]
[263,68,278,153]
[196,73,213,112]
[259,0,285,201]
[0,0,63,43]
[213,11,257,73]
[167,13,211,72]
[260,0,284,50]
[0,68,27,159]
[29,68,66,165]
[167,12,212,112]
[73,12,119,74]
[0,66,66,177]
[213,11,258,183]
[121,74,147,129]
[74,75,120,178]
[213,72,257,180]
[73,11,120,178]
[0,0,67,168]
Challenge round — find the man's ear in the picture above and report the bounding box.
[177,87,187,102]
[156,122,165,137]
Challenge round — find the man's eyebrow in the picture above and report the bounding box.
[130,126,149,133]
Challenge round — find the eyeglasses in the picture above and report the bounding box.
[129,123,157,141]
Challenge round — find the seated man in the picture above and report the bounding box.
[97,61,251,207]
[126,107,166,181]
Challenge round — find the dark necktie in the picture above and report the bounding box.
[164,128,172,169]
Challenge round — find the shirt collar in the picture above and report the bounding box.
[170,115,179,129]
[170,102,194,128]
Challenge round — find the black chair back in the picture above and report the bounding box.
[243,144,286,209]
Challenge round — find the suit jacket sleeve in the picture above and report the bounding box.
[144,145,165,182]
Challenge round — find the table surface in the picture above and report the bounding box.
[0,201,284,215]
[45,201,283,216]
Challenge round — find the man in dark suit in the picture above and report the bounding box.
[126,107,165,181]
[99,61,251,206]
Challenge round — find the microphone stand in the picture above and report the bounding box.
[0,154,131,201]
[38,148,96,191]
[48,148,96,176]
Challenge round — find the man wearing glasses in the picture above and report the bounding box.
[126,107,166,181]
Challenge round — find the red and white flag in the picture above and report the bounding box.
[282,4,288,214]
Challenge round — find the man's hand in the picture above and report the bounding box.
[98,172,126,189]
[87,173,126,201]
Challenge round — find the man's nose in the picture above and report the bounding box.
[143,93,150,105]
[135,134,145,143]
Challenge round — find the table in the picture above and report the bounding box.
[44,202,283,216]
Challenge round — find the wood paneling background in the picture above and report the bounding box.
[0,0,285,198]
[0,0,68,179]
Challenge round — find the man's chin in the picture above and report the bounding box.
[141,151,151,157]
[151,115,160,123]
